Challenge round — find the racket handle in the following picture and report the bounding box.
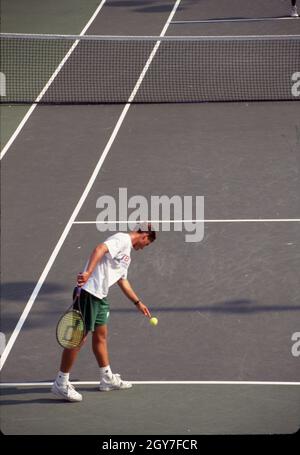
[73,286,82,304]
[76,286,81,297]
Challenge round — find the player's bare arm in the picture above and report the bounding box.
[77,243,109,286]
[117,278,151,318]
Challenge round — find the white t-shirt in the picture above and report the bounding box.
[82,233,132,299]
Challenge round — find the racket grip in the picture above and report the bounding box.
[76,286,81,297]
[73,286,82,303]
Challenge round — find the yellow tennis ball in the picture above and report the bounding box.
[150,317,158,326]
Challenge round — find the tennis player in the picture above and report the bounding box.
[51,224,156,402]
[291,0,299,16]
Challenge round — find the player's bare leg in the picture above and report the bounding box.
[92,324,109,367]
[51,336,87,402]
[93,324,132,391]
[60,335,88,372]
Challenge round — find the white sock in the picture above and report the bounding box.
[100,365,112,379]
[56,371,69,386]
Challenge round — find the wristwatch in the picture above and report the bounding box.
[134,300,140,305]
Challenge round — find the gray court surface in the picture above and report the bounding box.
[1,0,300,436]
[1,384,299,435]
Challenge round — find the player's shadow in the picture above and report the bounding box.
[0,386,100,405]
[0,281,67,302]
[0,397,63,405]
[0,387,67,405]
[1,281,73,332]
[112,299,300,314]
[107,0,195,13]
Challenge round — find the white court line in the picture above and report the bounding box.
[3,33,299,40]
[171,17,298,24]
[0,381,299,387]
[0,0,183,371]
[0,0,107,161]
[74,219,300,224]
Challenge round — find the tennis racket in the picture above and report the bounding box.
[56,287,86,349]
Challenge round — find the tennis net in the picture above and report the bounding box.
[0,33,299,104]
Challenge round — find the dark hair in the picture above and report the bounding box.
[137,223,156,242]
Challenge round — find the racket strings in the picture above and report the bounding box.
[56,310,85,349]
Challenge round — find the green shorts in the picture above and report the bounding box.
[73,288,110,332]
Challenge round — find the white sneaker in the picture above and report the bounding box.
[291,6,299,17]
[51,381,83,402]
[99,373,132,392]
